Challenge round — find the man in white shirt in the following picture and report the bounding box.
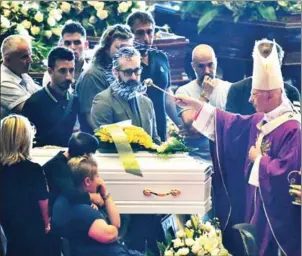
[0,35,40,119]
[175,44,230,160]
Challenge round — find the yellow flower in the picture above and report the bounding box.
[94,2,105,11]
[87,1,98,6]
[30,25,40,36]
[34,12,44,23]
[11,2,21,12]
[47,16,56,27]
[118,2,130,13]
[164,250,174,256]
[16,24,29,36]
[175,247,189,256]
[277,1,287,7]
[44,30,53,39]
[97,9,108,20]
[21,5,29,16]
[50,9,62,21]
[1,1,10,9]
[21,20,32,29]
[51,26,63,37]
[3,9,10,17]
[89,15,97,24]
[60,2,71,13]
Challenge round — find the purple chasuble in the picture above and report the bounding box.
[211,109,301,256]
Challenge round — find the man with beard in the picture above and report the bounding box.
[22,47,79,147]
[126,11,182,141]
[175,44,231,161]
[76,24,133,133]
[42,22,89,88]
[91,46,160,144]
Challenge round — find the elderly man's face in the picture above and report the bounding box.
[61,33,87,62]
[108,38,134,58]
[258,42,273,58]
[7,42,33,76]
[48,59,75,96]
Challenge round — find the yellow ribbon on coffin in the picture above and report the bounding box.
[107,125,143,177]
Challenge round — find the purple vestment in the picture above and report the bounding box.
[210,109,301,256]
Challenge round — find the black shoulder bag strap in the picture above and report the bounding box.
[35,93,75,145]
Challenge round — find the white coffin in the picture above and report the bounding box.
[31,148,213,215]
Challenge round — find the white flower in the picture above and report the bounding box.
[96,9,108,20]
[185,238,195,247]
[131,8,139,13]
[137,1,146,10]
[1,1,10,9]
[50,9,62,21]
[51,26,63,37]
[94,2,105,11]
[210,248,220,255]
[176,230,185,238]
[47,16,56,27]
[16,24,29,36]
[89,15,97,24]
[21,20,32,29]
[1,16,10,28]
[30,25,40,36]
[118,2,130,13]
[11,2,21,12]
[164,250,174,256]
[185,220,192,228]
[29,3,39,10]
[44,30,53,39]
[60,2,71,13]
[172,238,184,248]
[126,1,132,7]
[21,5,29,16]
[175,247,189,256]
[34,12,44,23]
[3,9,10,17]
[191,243,201,254]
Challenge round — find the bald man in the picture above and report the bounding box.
[1,35,40,119]
[175,44,231,160]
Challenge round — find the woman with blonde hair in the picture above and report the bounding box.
[0,114,49,256]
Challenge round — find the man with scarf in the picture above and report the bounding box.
[91,46,161,144]
[175,39,301,256]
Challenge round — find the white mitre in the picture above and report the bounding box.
[252,39,284,91]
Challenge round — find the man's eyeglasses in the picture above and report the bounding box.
[135,29,154,38]
[117,67,142,77]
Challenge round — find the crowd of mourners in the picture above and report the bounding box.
[0,9,301,256]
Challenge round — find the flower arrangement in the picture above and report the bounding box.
[159,215,230,256]
[180,1,301,32]
[157,137,192,156]
[94,124,155,150]
[0,1,153,71]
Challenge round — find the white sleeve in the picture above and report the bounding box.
[248,155,261,187]
[192,103,216,141]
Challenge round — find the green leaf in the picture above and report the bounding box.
[233,223,258,256]
[197,8,220,33]
[256,5,277,21]
[157,241,166,256]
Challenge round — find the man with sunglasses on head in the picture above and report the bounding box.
[126,11,182,142]
[42,21,89,88]
[175,44,231,161]
[91,46,160,144]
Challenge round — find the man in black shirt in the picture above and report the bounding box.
[126,11,182,141]
[22,47,79,147]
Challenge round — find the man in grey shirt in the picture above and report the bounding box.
[0,35,40,119]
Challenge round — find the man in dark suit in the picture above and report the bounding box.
[226,39,300,115]
[91,46,160,144]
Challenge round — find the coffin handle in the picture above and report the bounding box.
[143,188,181,197]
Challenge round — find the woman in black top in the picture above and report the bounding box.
[0,115,49,256]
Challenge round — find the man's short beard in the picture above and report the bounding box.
[111,78,147,100]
